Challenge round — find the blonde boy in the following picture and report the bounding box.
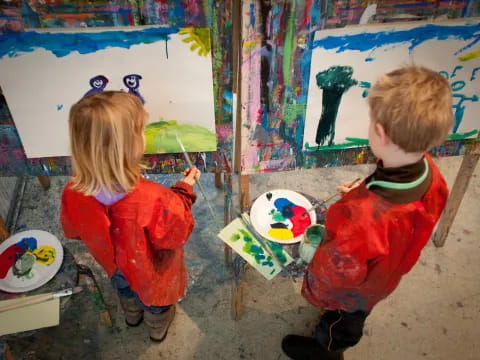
[282,66,453,360]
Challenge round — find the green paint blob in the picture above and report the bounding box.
[231,233,241,242]
[144,120,217,154]
[237,229,274,267]
[315,66,358,147]
[272,211,286,222]
[13,253,35,278]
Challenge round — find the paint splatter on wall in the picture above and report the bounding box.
[239,0,479,175]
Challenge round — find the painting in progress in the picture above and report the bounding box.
[219,218,293,280]
[303,21,480,151]
[0,26,216,158]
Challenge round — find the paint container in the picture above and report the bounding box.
[299,224,324,264]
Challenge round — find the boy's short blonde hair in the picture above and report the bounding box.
[368,65,453,153]
[69,91,147,196]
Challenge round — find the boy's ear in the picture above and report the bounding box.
[375,123,391,145]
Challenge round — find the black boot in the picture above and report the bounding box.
[282,335,344,360]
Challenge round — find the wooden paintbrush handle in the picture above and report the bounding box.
[0,293,53,313]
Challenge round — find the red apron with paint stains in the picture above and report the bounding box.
[60,178,196,306]
[302,155,448,312]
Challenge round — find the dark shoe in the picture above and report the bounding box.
[282,335,344,360]
[145,305,176,343]
[118,296,144,327]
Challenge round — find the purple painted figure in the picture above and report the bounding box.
[123,74,145,103]
[84,75,109,97]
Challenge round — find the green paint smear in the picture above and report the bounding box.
[267,242,288,264]
[91,290,107,311]
[305,130,478,152]
[282,2,296,94]
[315,66,358,146]
[144,120,217,154]
[446,129,478,140]
[283,103,306,125]
[305,137,368,151]
[231,233,241,242]
[237,229,274,267]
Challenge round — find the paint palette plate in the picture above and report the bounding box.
[250,189,316,244]
[0,230,64,293]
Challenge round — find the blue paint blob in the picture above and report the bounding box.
[312,24,480,59]
[57,105,63,111]
[0,27,179,59]
[17,237,37,251]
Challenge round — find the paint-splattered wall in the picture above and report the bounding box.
[0,1,233,175]
[239,0,480,174]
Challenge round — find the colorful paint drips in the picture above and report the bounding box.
[0,237,56,279]
[267,198,312,241]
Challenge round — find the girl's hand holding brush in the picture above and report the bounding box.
[181,167,201,186]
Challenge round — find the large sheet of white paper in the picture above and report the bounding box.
[0,26,216,158]
[304,21,480,151]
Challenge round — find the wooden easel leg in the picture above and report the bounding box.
[239,174,251,211]
[37,175,51,190]
[215,172,223,189]
[433,150,480,247]
[0,216,9,243]
[224,172,233,266]
[231,257,246,320]
[231,279,244,320]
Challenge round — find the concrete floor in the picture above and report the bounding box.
[5,155,480,360]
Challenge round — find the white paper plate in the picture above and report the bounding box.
[250,189,316,244]
[0,230,64,293]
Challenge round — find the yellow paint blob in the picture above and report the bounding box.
[268,228,294,240]
[33,246,56,265]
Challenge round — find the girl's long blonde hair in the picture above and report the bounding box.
[69,91,147,196]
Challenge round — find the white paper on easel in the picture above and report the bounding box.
[303,20,480,151]
[0,26,216,158]
[0,296,60,336]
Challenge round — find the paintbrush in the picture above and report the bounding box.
[302,178,362,218]
[237,212,296,283]
[0,287,83,313]
[174,133,218,221]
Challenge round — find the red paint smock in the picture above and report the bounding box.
[302,155,448,312]
[60,178,196,306]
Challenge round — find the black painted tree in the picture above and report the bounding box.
[315,66,358,147]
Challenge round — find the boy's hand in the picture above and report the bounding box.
[181,167,201,186]
[336,178,361,195]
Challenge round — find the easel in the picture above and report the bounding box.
[433,133,480,247]
[228,2,480,320]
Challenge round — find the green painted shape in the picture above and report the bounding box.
[305,137,368,151]
[230,233,241,242]
[144,120,217,154]
[91,289,107,311]
[446,129,478,141]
